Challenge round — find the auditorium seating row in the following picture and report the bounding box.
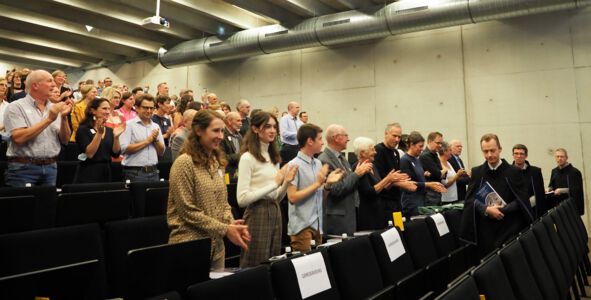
[437,198,591,300]
[0,181,173,235]
[0,203,474,300]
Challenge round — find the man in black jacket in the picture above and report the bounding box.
[460,134,533,258]
[511,144,545,217]
[548,148,584,215]
[420,132,444,206]
[374,123,416,224]
[221,112,243,182]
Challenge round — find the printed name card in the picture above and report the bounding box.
[380,227,405,262]
[430,213,449,237]
[291,252,331,299]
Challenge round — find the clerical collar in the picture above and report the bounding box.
[488,160,502,170]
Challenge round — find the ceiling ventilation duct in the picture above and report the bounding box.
[160,0,591,68]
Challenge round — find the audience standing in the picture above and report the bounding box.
[319,124,372,236]
[74,98,124,183]
[117,92,137,121]
[4,70,72,186]
[419,131,445,206]
[286,124,343,253]
[70,84,98,142]
[438,141,466,203]
[400,132,446,218]
[448,139,470,201]
[279,101,302,163]
[220,112,243,182]
[548,148,584,215]
[170,109,197,161]
[167,110,250,270]
[119,94,164,182]
[237,111,296,267]
[353,137,410,230]
[511,144,545,217]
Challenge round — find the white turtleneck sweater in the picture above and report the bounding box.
[236,142,289,208]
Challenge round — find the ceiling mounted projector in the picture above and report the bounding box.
[142,16,170,30]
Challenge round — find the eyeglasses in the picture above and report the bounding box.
[140,106,156,110]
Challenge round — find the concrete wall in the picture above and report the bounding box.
[79,9,591,223]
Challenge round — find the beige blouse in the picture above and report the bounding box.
[167,153,234,263]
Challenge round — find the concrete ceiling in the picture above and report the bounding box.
[0,0,395,72]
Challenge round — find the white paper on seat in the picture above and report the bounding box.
[291,252,331,299]
[430,213,450,236]
[380,227,405,262]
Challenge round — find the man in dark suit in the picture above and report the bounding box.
[221,112,243,182]
[448,139,470,201]
[460,134,534,259]
[511,144,545,218]
[548,148,584,215]
[318,124,372,236]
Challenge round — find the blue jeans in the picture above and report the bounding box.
[123,168,159,182]
[5,162,58,187]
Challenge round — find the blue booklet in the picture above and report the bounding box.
[475,181,507,206]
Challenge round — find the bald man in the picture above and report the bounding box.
[170,109,197,161]
[279,101,302,163]
[448,139,470,201]
[221,111,243,181]
[4,70,72,186]
[236,99,251,136]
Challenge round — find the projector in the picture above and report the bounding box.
[142,16,170,30]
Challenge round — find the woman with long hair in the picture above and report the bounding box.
[7,70,24,102]
[70,84,98,142]
[237,111,297,267]
[172,94,193,129]
[168,110,251,270]
[74,98,125,183]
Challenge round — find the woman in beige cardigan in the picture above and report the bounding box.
[167,109,251,270]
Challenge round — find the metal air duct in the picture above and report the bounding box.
[159,0,591,68]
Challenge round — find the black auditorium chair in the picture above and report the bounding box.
[56,161,78,187]
[129,181,169,217]
[270,248,341,300]
[111,162,124,182]
[187,265,274,300]
[369,227,433,300]
[127,238,211,300]
[0,195,36,234]
[434,275,480,300]
[0,185,56,229]
[532,220,574,299]
[56,190,131,227]
[328,236,394,300]
[540,214,579,294]
[104,216,170,298]
[561,200,591,275]
[403,218,450,294]
[0,224,109,299]
[498,239,543,300]
[62,182,126,193]
[549,208,587,297]
[471,255,516,300]
[145,187,169,216]
[518,230,563,300]
[157,160,172,180]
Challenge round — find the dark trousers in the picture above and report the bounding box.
[280,144,299,164]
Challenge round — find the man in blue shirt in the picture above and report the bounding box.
[279,101,302,163]
[287,123,343,253]
[120,94,165,182]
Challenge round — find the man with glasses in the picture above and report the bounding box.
[419,131,445,206]
[120,93,164,182]
[318,124,372,235]
[103,77,113,87]
[511,144,545,217]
